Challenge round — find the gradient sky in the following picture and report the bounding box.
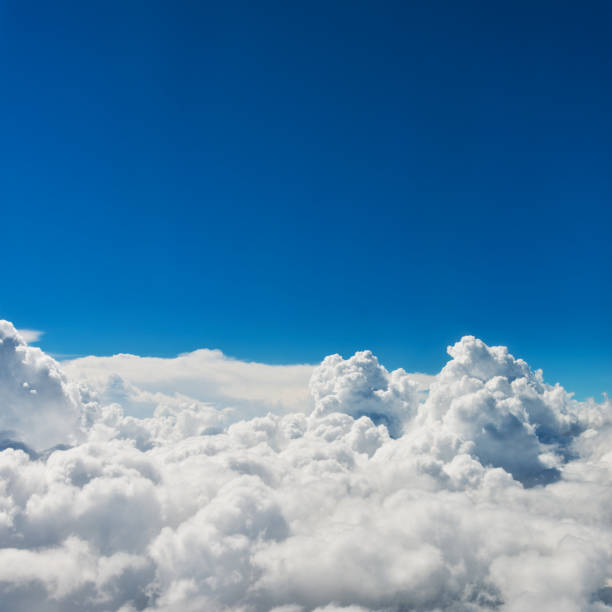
[1,1,610,398]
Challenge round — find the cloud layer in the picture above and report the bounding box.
[0,319,611,611]
[61,350,316,420]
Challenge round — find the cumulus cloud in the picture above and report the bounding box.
[61,350,435,423]
[0,321,85,450]
[310,350,420,437]
[0,319,611,611]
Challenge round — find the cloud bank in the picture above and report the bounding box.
[61,350,316,421]
[1,319,611,611]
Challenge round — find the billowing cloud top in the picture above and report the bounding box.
[0,321,84,450]
[310,350,419,437]
[0,319,611,611]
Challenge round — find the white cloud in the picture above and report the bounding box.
[0,321,85,450]
[61,349,435,422]
[61,350,316,420]
[1,318,612,611]
[16,328,44,344]
[310,350,420,437]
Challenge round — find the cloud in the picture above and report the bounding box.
[416,336,584,486]
[61,350,317,420]
[61,349,434,422]
[0,321,85,450]
[0,319,612,611]
[309,350,420,437]
[16,328,44,344]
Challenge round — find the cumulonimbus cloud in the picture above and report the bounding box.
[0,318,611,611]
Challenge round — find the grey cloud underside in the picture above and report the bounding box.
[1,320,612,612]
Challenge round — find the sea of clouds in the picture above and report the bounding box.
[1,318,612,611]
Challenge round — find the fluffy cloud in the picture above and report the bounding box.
[310,350,419,437]
[416,336,586,487]
[61,350,316,420]
[0,319,611,611]
[0,322,85,450]
[60,350,433,422]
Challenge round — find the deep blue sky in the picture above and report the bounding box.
[1,1,610,398]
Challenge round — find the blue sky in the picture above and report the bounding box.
[1,1,610,398]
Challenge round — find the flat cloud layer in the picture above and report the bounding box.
[61,350,317,420]
[1,319,611,611]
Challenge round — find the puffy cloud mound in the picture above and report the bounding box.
[0,319,611,612]
[0,321,85,450]
[310,350,419,437]
[417,336,586,486]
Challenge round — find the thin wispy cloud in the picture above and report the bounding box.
[16,328,44,343]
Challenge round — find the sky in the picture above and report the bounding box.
[0,1,610,399]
